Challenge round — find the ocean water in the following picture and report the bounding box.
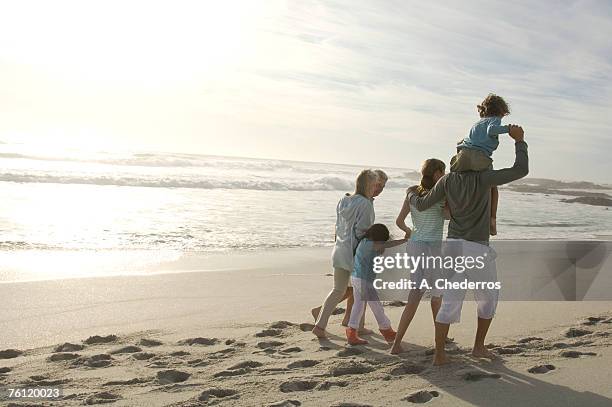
[1,144,610,282]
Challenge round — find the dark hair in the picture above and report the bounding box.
[477,93,510,118]
[417,158,446,196]
[365,223,389,242]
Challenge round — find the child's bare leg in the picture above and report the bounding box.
[341,287,354,326]
[312,288,350,321]
[390,289,423,354]
[430,296,442,320]
[490,186,499,236]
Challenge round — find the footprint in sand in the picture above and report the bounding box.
[268,399,301,407]
[140,338,163,347]
[228,361,263,369]
[403,390,440,403]
[169,351,190,357]
[564,328,592,338]
[187,358,209,367]
[517,337,543,344]
[582,317,606,326]
[256,329,283,338]
[214,367,252,378]
[560,350,597,358]
[156,369,191,384]
[0,367,11,374]
[257,341,285,349]
[390,363,427,376]
[528,364,556,374]
[336,347,363,357]
[198,388,240,402]
[48,352,81,362]
[84,334,118,345]
[84,391,121,405]
[316,381,348,391]
[225,339,236,345]
[27,375,71,386]
[54,342,85,352]
[209,348,236,359]
[109,345,142,354]
[0,349,23,359]
[329,361,375,377]
[270,321,296,329]
[280,347,303,354]
[103,377,152,386]
[299,323,315,332]
[280,380,320,393]
[132,352,156,360]
[198,388,239,402]
[287,360,320,369]
[75,354,113,368]
[462,371,501,381]
[495,346,526,355]
[330,402,373,407]
[178,337,219,346]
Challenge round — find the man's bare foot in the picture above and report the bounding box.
[390,343,405,355]
[472,346,497,360]
[358,327,374,335]
[433,350,451,366]
[490,217,497,236]
[311,306,321,321]
[341,319,349,327]
[312,325,326,338]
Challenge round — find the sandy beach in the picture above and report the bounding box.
[1,247,612,406]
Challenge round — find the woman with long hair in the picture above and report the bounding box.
[390,158,450,354]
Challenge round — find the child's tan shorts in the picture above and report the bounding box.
[450,148,493,172]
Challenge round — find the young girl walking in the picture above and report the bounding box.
[390,158,449,354]
[346,224,407,345]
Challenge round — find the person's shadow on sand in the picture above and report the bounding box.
[318,334,612,407]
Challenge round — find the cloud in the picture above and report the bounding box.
[0,0,610,182]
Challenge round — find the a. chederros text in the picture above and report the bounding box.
[372,253,488,274]
[372,278,501,290]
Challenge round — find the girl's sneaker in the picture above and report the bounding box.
[346,327,368,345]
[380,328,397,343]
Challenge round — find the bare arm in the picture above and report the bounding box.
[373,238,409,251]
[395,196,412,238]
[481,126,529,188]
[407,176,447,212]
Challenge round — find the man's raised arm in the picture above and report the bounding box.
[481,126,529,187]
[407,176,447,212]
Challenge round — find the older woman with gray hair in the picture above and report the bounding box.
[312,169,387,338]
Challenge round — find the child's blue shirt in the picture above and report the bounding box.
[458,116,509,157]
[352,239,378,281]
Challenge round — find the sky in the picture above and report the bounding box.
[1,0,611,182]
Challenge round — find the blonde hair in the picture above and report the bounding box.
[416,159,446,196]
[373,169,388,183]
[354,169,377,197]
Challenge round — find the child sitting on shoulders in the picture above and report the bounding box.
[451,93,520,235]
